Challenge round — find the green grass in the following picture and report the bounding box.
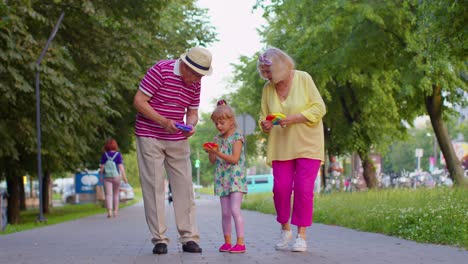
[1,188,142,235]
[242,187,468,249]
[198,185,214,195]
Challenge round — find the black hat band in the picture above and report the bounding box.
[185,55,210,71]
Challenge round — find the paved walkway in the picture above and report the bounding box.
[0,194,466,264]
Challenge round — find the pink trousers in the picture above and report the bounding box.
[272,158,320,227]
[220,192,244,237]
[104,177,120,211]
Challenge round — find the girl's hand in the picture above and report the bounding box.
[203,142,218,153]
[206,149,217,164]
[205,147,218,155]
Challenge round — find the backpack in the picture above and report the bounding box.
[104,152,119,178]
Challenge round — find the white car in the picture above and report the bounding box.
[61,183,76,204]
[53,178,74,194]
[62,181,135,204]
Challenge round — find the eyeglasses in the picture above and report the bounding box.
[184,63,203,78]
[217,99,227,106]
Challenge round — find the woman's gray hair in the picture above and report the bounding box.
[257,47,295,83]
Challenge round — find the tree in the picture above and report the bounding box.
[404,1,467,185]
[382,125,437,174]
[246,0,413,188]
[253,0,467,186]
[0,0,216,223]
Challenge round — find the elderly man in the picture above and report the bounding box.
[133,47,213,254]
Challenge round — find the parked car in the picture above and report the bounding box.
[62,183,76,204]
[62,181,134,204]
[53,178,74,194]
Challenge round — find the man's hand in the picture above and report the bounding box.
[162,119,179,134]
[182,125,196,137]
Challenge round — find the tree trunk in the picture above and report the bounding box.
[19,177,26,211]
[425,84,465,186]
[43,171,51,214]
[358,152,377,189]
[320,164,326,190]
[6,169,20,224]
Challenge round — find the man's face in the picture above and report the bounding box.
[181,62,203,85]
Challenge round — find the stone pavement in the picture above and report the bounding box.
[0,194,466,264]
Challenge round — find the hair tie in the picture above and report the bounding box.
[216,99,227,106]
[258,54,272,66]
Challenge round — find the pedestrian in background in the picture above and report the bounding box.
[328,155,344,191]
[257,47,326,252]
[99,138,128,218]
[204,99,248,254]
[133,46,212,254]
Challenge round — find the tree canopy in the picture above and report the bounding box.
[228,0,466,187]
[0,0,217,222]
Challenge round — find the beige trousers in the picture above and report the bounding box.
[136,136,199,245]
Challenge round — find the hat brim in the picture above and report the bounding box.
[180,53,213,76]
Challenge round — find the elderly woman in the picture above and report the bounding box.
[258,47,326,252]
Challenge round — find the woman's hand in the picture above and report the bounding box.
[261,120,273,132]
[278,113,307,127]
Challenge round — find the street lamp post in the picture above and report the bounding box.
[35,12,64,223]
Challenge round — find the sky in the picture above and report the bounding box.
[195,0,265,114]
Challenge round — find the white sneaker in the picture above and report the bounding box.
[275,229,292,250]
[291,234,307,252]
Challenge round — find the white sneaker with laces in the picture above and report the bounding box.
[275,229,292,250]
[291,234,307,252]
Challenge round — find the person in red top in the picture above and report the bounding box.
[133,47,213,254]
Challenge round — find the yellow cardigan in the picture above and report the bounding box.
[259,70,326,166]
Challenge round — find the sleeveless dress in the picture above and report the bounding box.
[213,132,248,196]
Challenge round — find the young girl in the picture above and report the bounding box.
[204,100,248,254]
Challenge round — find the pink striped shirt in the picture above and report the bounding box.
[135,59,200,140]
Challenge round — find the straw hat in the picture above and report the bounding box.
[180,47,213,76]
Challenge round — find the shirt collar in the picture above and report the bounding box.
[173,59,181,76]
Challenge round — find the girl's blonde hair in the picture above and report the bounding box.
[210,100,237,128]
[257,47,295,83]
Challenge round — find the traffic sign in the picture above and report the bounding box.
[236,113,256,135]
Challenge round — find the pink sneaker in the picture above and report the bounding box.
[229,244,246,253]
[218,243,232,252]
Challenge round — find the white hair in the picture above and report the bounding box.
[257,47,295,83]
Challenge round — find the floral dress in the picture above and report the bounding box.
[213,132,248,196]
